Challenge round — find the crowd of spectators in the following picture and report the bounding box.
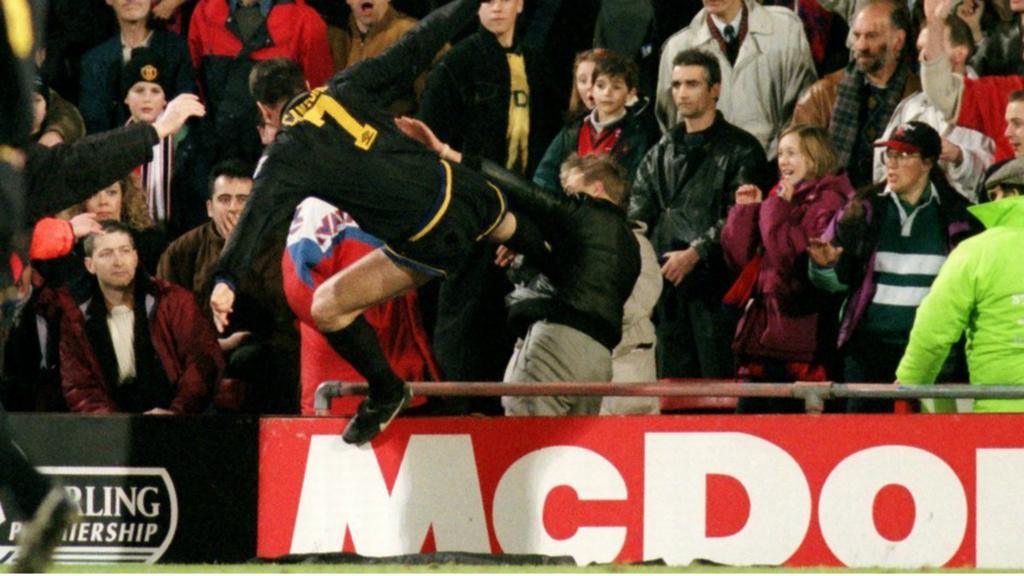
[3,0,1024,418]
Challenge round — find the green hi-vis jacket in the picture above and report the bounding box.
[896,195,1024,412]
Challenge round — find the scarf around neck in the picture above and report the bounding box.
[829,61,911,168]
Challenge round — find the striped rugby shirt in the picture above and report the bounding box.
[860,184,947,340]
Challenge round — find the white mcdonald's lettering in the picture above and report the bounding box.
[976,449,1024,569]
[287,432,1024,568]
[644,432,812,566]
[818,446,967,568]
[492,447,626,564]
[290,435,489,556]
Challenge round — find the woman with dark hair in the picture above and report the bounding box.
[722,124,854,412]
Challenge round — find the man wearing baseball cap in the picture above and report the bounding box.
[807,120,978,412]
[897,157,1024,412]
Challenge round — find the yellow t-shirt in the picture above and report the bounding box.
[506,52,530,175]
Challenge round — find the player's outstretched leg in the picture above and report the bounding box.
[322,316,413,445]
[311,249,426,445]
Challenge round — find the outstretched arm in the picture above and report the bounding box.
[212,156,303,331]
[920,0,962,121]
[331,0,481,105]
[23,94,204,221]
[394,116,557,270]
[394,116,572,221]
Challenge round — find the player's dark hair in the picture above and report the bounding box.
[249,58,307,106]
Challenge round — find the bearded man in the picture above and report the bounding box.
[791,0,921,187]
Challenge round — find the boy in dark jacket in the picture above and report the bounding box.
[533,50,654,195]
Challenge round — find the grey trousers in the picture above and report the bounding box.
[502,321,610,416]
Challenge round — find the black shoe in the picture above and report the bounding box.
[342,385,413,445]
[14,488,79,573]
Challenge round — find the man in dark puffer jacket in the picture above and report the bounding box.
[497,154,642,415]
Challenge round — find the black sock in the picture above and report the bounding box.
[322,316,404,402]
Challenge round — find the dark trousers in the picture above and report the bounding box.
[654,284,736,379]
[842,335,906,413]
[843,331,966,413]
[0,406,51,520]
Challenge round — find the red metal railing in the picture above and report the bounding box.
[314,380,1022,415]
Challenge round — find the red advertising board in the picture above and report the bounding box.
[258,415,1024,568]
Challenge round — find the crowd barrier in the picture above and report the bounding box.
[316,380,1024,414]
[4,381,1024,569]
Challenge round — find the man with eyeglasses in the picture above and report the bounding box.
[807,121,978,412]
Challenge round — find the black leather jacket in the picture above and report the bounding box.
[479,160,640,351]
[629,112,769,297]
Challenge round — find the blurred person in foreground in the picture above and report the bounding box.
[896,158,1024,412]
[1,0,78,570]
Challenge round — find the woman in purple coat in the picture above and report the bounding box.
[721,125,854,413]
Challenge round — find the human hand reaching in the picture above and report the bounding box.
[153,94,206,139]
[69,213,102,239]
[394,116,444,153]
[494,245,517,267]
[210,282,236,333]
[735,184,763,205]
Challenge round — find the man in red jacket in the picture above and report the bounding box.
[60,221,224,414]
[920,0,1024,162]
[188,0,332,163]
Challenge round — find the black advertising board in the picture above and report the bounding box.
[0,414,258,565]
